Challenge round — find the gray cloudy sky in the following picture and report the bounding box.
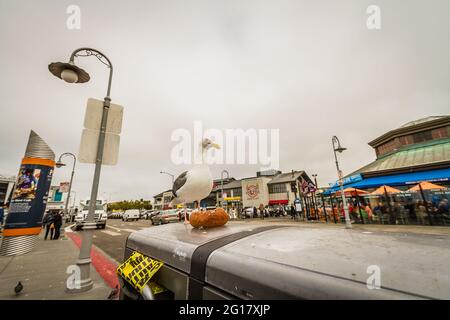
[1,0,449,202]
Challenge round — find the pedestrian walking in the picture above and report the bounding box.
[42,211,55,240]
[0,205,5,232]
[290,205,296,220]
[53,211,63,240]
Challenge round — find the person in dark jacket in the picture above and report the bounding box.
[290,205,296,220]
[0,205,5,232]
[52,211,63,240]
[42,212,55,240]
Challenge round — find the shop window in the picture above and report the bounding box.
[232,188,242,197]
[269,183,287,194]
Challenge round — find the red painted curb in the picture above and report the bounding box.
[66,232,119,289]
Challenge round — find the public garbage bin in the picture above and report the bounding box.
[118,221,450,300]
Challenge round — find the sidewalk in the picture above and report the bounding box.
[233,217,450,237]
[0,227,114,300]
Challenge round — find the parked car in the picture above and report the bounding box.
[241,207,255,218]
[151,209,180,225]
[75,203,107,230]
[148,210,160,220]
[123,209,140,222]
[176,208,193,221]
[141,210,159,220]
[109,211,124,219]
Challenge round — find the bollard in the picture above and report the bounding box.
[0,130,55,256]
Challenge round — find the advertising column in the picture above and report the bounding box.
[0,130,55,256]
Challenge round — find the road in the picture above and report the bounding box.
[74,218,155,263]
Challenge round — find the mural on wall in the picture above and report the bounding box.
[246,184,260,200]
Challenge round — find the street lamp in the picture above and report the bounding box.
[56,152,76,224]
[332,136,352,229]
[49,47,113,292]
[220,170,230,207]
[160,171,175,185]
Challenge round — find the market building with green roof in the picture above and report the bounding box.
[326,115,450,193]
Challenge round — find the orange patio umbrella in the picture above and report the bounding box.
[334,187,369,196]
[407,181,445,192]
[371,185,402,195]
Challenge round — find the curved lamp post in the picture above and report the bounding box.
[160,171,175,185]
[49,48,113,292]
[56,152,76,223]
[332,136,352,229]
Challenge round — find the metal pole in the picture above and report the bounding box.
[383,186,394,225]
[69,48,113,293]
[330,194,337,224]
[355,188,364,224]
[160,171,175,185]
[332,136,352,229]
[59,153,76,224]
[321,193,328,223]
[419,183,433,226]
[221,170,229,208]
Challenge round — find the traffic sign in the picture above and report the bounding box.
[84,98,123,134]
[78,129,120,165]
[78,98,123,165]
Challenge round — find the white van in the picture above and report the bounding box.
[75,199,107,230]
[123,209,140,222]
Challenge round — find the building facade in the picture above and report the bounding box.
[153,190,173,210]
[153,170,314,213]
[0,173,15,206]
[45,185,70,213]
[326,115,450,193]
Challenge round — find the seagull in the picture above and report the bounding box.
[171,138,220,224]
[14,281,23,295]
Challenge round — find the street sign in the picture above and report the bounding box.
[59,182,70,193]
[78,129,120,165]
[78,98,123,165]
[294,198,302,212]
[84,98,123,134]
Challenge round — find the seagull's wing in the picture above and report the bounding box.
[172,171,188,197]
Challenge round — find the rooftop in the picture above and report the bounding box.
[368,115,450,148]
[0,174,15,182]
[349,138,450,177]
[267,171,306,184]
[399,116,448,128]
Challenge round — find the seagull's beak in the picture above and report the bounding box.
[211,143,221,149]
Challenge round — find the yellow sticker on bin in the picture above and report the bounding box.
[117,251,164,294]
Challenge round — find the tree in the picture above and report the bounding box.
[107,200,152,212]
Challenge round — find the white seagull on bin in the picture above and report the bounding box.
[171,138,220,224]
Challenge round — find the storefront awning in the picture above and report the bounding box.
[324,168,450,195]
[269,200,288,205]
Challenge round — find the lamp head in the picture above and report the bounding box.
[48,61,90,84]
[335,146,347,153]
[55,161,66,168]
[332,136,346,153]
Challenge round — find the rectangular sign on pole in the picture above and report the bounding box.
[79,129,120,165]
[84,98,123,134]
[78,98,123,166]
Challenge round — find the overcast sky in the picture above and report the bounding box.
[1,0,449,202]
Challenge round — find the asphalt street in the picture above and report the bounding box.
[74,218,156,263]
